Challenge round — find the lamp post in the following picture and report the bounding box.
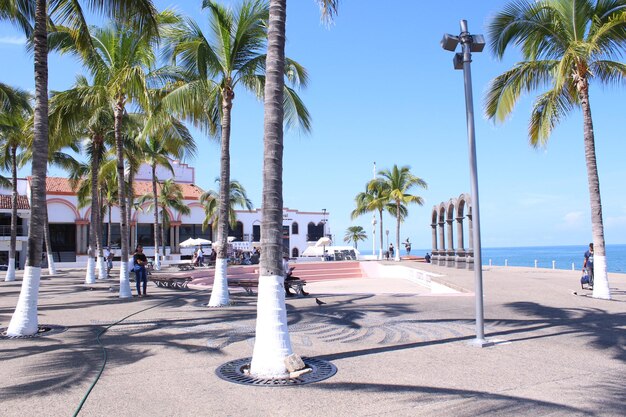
[322,208,327,238]
[371,215,377,259]
[441,20,490,347]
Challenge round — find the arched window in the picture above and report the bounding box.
[292,222,299,235]
[292,247,299,257]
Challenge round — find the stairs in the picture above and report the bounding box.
[187,261,364,286]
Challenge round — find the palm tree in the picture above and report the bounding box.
[1,0,158,336]
[343,226,367,249]
[351,180,391,260]
[163,0,309,308]
[138,178,191,262]
[139,103,196,270]
[54,21,163,297]
[200,179,254,235]
[0,85,31,282]
[50,75,115,282]
[250,0,338,379]
[485,0,626,299]
[376,165,426,261]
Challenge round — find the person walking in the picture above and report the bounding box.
[583,243,594,287]
[388,243,394,259]
[403,238,412,256]
[104,246,113,277]
[133,245,149,297]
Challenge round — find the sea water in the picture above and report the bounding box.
[359,244,626,273]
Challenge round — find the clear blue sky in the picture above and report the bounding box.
[2,1,626,251]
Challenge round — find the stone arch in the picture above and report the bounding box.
[430,206,439,257]
[47,198,81,222]
[132,202,174,224]
[430,193,474,270]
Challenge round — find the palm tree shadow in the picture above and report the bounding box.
[311,381,595,416]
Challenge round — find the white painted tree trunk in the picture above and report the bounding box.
[47,254,56,275]
[592,255,611,300]
[250,274,292,378]
[85,257,96,284]
[97,257,107,280]
[153,253,161,271]
[119,262,132,298]
[4,258,16,282]
[6,266,41,336]
[208,258,229,307]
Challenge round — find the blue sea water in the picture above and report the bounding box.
[359,244,626,273]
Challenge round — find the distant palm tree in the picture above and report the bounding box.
[343,226,367,249]
[485,0,626,299]
[138,178,191,263]
[200,179,254,235]
[250,0,338,379]
[0,85,31,282]
[377,165,427,261]
[351,180,394,260]
[162,0,309,307]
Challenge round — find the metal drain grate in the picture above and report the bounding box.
[216,357,337,387]
[1,324,67,340]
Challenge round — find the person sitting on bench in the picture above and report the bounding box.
[283,255,308,297]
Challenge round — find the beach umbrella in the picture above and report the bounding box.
[180,238,198,248]
[315,237,332,247]
[195,238,212,246]
[227,236,237,242]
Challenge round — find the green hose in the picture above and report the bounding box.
[73,290,203,416]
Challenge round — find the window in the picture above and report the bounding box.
[291,222,299,235]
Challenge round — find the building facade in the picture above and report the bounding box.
[0,160,331,267]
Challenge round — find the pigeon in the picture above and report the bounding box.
[315,298,326,306]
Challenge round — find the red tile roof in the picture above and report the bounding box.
[42,177,204,200]
[0,194,30,210]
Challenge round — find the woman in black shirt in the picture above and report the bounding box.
[133,245,148,297]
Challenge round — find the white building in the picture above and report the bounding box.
[0,160,331,267]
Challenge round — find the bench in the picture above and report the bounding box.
[170,262,195,271]
[228,278,307,297]
[150,275,193,289]
[228,279,259,295]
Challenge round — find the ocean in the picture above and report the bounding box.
[358,244,626,274]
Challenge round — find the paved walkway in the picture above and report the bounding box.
[1,262,624,416]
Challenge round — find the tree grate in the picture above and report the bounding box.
[216,357,337,387]
[0,324,68,340]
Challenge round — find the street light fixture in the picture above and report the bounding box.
[385,229,389,251]
[322,208,327,238]
[441,20,491,347]
[371,215,377,259]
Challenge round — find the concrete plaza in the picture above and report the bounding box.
[1,262,624,416]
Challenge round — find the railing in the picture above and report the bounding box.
[0,225,26,237]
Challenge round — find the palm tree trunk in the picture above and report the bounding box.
[579,82,610,300]
[127,172,134,248]
[160,207,166,264]
[86,141,100,283]
[107,202,112,248]
[5,145,18,282]
[395,201,401,261]
[378,209,384,260]
[7,0,48,336]
[250,0,292,378]
[152,164,161,270]
[208,84,234,307]
[95,155,106,280]
[43,207,56,275]
[114,98,131,297]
